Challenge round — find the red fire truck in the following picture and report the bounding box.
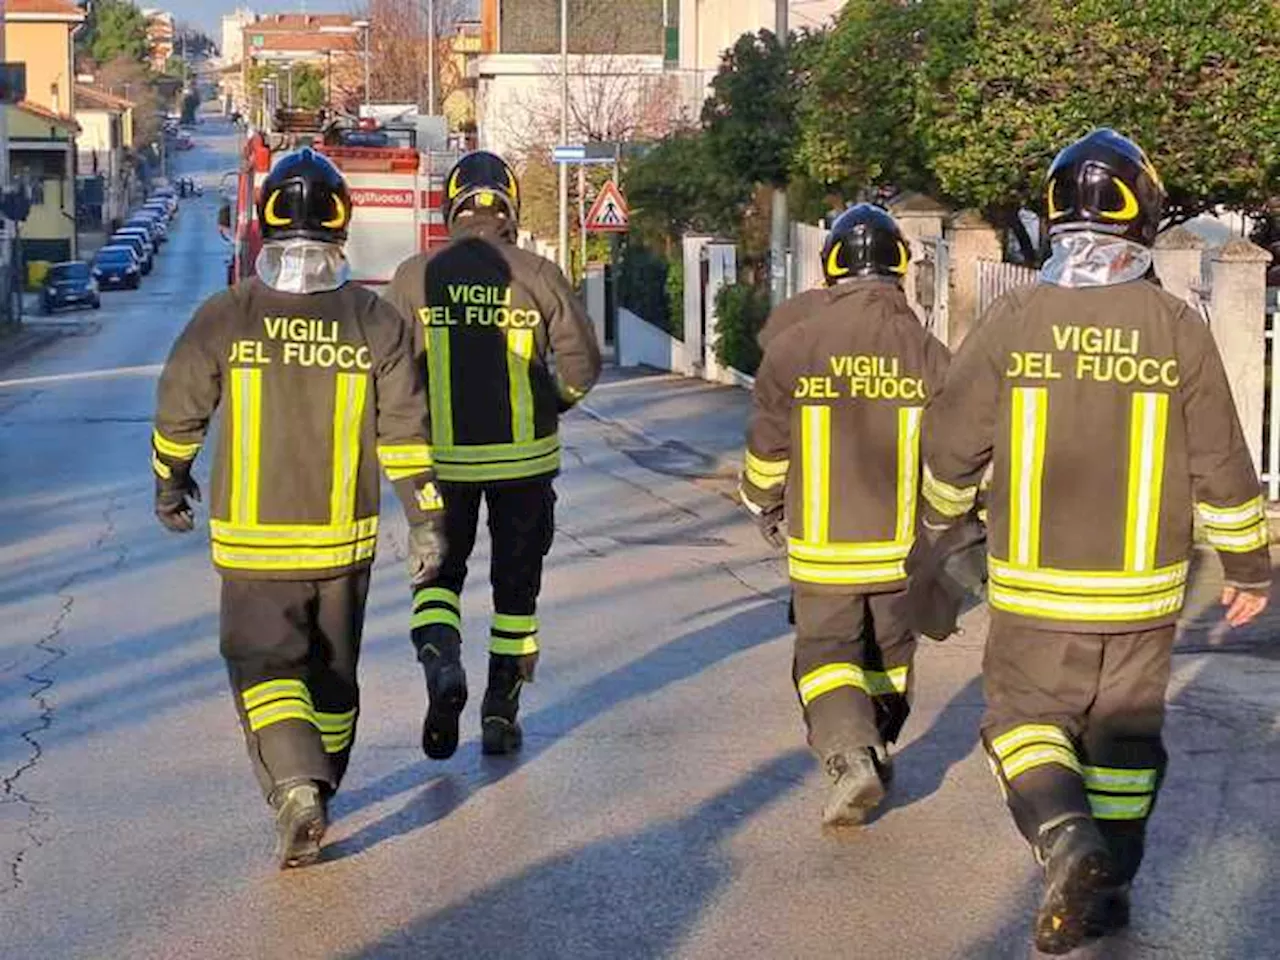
[226,113,459,287]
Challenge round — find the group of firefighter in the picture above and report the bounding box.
[150,127,1269,955]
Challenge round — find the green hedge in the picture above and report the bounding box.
[615,242,682,339]
[713,281,770,375]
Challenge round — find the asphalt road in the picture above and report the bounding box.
[0,121,1276,960]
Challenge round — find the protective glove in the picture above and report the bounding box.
[155,473,201,533]
[406,516,448,586]
[758,505,787,550]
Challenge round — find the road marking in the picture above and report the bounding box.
[0,364,163,390]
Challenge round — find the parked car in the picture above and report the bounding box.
[144,199,174,223]
[110,231,155,274]
[91,245,142,289]
[150,186,178,213]
[126,213,166,245]
[40,260,100,313]
[175,132,194,151]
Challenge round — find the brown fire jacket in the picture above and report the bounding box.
[742,279,951,593]
[153,279,441,580]
[921,279,1271,633]
[386,219,602,484]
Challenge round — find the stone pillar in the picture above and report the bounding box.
[1209,238,1272,473]
[703,241,737,381]
[682,234,712,377]
[946,210,1003,348]
[1152,226,1207,309]
[890,194,949,326]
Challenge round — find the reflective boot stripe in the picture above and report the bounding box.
[797,663,909,705]
[330,372,368,526]
[425,327,454,447]
[989,723,1081,781]
[800,405,831,544]
[316,708,358,754]
[229,368,263,526]
[1124,392,1168,572]
[413,586,462,631]
[506,328,536,444]
[490,612,538,656]
[1008,387,1047,568]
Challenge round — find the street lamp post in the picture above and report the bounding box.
[558,0,569,274]
[426,0,436,116]
[352,19,372,115]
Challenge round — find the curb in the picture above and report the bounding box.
[0,325,62,373]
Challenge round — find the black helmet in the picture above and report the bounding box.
[1044,128,1165,246]
[442,150,519,227]
[821,203,910,285]
[257,147,351,244]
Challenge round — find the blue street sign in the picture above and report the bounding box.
[553,145,586,163]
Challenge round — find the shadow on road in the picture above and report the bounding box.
[340,748,811,960]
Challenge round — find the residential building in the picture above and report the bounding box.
[74,85,135,228]
[3,0,85,116]
[143,9,176,73]
[7,99,79,263]
[221,6,257,68]
[240,13,362,119]
[441,19,482,135]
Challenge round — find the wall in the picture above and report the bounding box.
[8,106,76,254]
[616,306,689,371]
[4,21,72,113]
[497,0,663,55]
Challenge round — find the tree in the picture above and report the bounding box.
[94,56,163,148]
[79,0,151,65]
[360,0,466,108]
[248,63,328,112]
[798,0,1280,260]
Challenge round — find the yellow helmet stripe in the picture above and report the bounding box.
[894,241,909,275]
[263,190,291,227]
[1047,178,1065,219]
[321,195,347,229]
[447,169,463,200]
[1098,177,1140,222]
[825,241,850,278]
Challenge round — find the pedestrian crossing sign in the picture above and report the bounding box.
[585,180,630,233]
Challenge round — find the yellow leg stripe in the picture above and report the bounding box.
[152,452,172,480]
[414,587,460,609]
[507,328,536,444]
[322,730,355,753]
[1009,387,1047,568]
[797,663,909,706]
[314,709,357,733]
[990,723,1074,758]
[800,405,831,545]
[152,429,201,460]
[896,407,923,543]
[412,608,462,630]
[491,635,540,656]
[1001,745,1082,780]
[1083,765,1158,794]
[426,327,454,447]
[229,368,263,526]
[1088,793,1154,820]
[744,450,789,479]
[744,465,787,490]
[493,613,538,633]
[1124,392,1168,572]
[247,701,318,733]
[242,679,312,711]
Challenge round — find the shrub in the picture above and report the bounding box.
[713,281,770,375]
[615,241,680,338]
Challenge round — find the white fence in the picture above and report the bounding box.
[790,222,829,295]
[1264,288,1280,500]
[977,260,1038,314]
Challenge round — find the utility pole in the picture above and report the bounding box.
[769,0,789,307]
[426,0,436,115]
[557,0,569,274]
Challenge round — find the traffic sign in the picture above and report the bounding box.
[553,145,586,163]
[585,180,629,233]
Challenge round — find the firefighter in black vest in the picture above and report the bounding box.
[152,148,447,868]
[920,130,1270,953]
[741,205,950,826]
[387,151,601,759]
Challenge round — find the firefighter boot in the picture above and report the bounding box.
[272,779,327,870]
[821,749,887,827]
[481,653,535,756]
[1033,816,1119,955]
[1084,885,1131,938]
[418,629,468,760]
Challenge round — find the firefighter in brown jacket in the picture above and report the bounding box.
[152,149,447,868]
[741,205,950,826]
[920,129,1270,954]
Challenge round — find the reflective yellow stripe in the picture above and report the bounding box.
[788,557,906,585]
[1196,495,1265,529]
[744,451,789,490]
[151,452,172,480]
[797,663,909,705]
[988,558,1188,596]
[1002,744,1082,780]
[213,538,377,571]
[1088,793,1153,820]
[506,328,535,444]
[435,450,560,482]
[801,406,830,544]
[433,434,560,463]
[152,429,201,460]
[247,700,318,732]
[314,708,357,733]
[1009,387,1047,567]
[211,517,379,546]
[490,634,539,655]
[896,407,923,543]
[1202,523,1269,552]
[426,327,454,447]
[230,368,263,525]
[788,539,910,562]
[322,730,355,753]
[1083,765,1158,794]
[414,586,460,609]
[991,723,1074,758]
[922,465,977,517]
[330,372,368,527]
[493,613,538,633]
[989,583,1185,621]
[242,678,312,711]
[412,607,462,630]
[1124,392,1168,572]
[377,443,433,467]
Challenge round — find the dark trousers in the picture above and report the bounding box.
[411,478,555,658]
[981,616,1174,883]
[220,571,370,803]
[792,589,917,758]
